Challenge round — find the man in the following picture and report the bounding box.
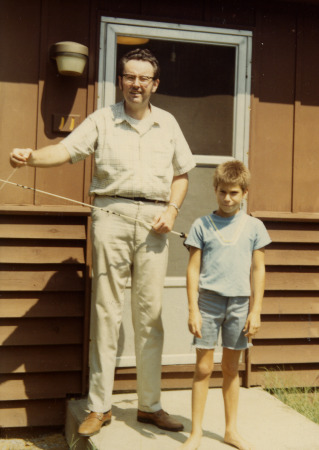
[10,48,195,437]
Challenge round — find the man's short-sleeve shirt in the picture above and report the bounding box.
[62,101,195,201]
[184,210,272,297]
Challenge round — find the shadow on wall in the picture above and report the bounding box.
[0,258,88,427]
[0,255,127,427]
[40,63,88,139]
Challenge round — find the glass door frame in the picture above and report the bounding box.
[98,18,252,366]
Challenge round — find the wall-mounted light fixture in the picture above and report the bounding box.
[117,36,149,45]
[50,41,89,76]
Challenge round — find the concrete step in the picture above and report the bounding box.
[65,393,189,450]
[65,389,319,450]
[65,398,96,450]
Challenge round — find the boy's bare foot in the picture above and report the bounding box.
[224,431,254,450]
[179,431,202,449]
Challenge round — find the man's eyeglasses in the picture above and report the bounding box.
[122,74,155,86]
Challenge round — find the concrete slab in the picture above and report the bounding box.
[65,388,319,450]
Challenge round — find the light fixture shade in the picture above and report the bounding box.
[117,36,149,45]
[51,41,89,76]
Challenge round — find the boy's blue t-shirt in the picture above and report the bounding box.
[184,210,272,297]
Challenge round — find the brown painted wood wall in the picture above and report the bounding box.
[247,2,319,389]
[1,0,319,427]
[0,208,90,427]
[0,207,91,427]
[0,0,94,207]
[248,3,319,214]
[248,214,319,388]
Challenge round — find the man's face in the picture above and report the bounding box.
[119,59,159,108]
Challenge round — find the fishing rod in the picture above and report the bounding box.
[0,178,186,238]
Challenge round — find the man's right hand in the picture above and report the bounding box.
[10,148,33,168]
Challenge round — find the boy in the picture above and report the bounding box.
[180,160,271,450]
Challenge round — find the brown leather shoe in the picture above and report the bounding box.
[78,411,112,437]
[137,409,184,432]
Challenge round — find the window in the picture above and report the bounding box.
[99,17,252,166]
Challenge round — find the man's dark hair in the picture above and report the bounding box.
[118,48,160,79]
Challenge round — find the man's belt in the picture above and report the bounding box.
[112,195,166,204]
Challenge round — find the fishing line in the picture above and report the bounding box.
[0,168,18,191]
[0,178,186,238]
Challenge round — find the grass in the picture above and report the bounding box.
[263,369,319,425]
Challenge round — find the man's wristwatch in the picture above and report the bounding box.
[168,202,180,213]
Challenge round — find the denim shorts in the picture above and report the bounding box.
[193,289,250,351]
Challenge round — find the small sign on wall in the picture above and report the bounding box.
[52,114,81,133]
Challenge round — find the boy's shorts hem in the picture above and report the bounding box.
[192,343,216,350]
[222,342,253,351]
[192,342,253,351]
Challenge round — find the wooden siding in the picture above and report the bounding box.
[248,7,296,212]
[0,399,66,428]
[0,208,91,427]
[248,215,319,388]
[249,2,319,214]
[0,0,94,207]
[293,10,319,213]
[113,363,247,391]
[0,346,82,374]
[0,0,41,206]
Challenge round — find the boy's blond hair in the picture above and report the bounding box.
[213,160,250,192]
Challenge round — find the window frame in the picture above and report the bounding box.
[98,17,252,167]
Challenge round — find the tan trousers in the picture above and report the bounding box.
[87,196,169,413]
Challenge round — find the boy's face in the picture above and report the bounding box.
[215,182,247,217]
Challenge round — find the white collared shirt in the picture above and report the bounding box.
[62,101,195,201]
